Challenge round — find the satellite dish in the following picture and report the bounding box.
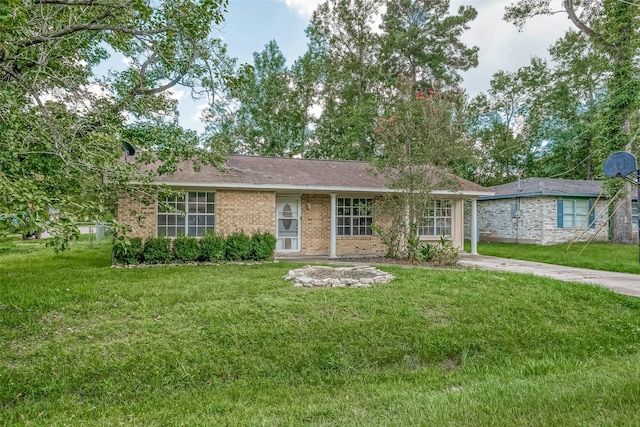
[604,151,637,177]
[122,141,136,156]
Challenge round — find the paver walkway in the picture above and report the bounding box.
[458,254,640,298]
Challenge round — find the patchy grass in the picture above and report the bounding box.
[2,240,640,425]
[466,241,640,274]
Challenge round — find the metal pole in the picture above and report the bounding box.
[637,170,640,263]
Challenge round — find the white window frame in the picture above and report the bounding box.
[562,199,589,229]
[336,197,373,236]
[157,192,215,237]
[419,200,453,237]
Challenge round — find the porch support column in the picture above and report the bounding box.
[330,193,337,258]
[471,198,478,255]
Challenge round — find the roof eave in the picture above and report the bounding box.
[479,192,604,201]
[150,181,493,197]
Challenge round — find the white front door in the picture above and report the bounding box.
[276,196,300,252]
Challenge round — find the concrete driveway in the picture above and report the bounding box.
[459,254,640,298]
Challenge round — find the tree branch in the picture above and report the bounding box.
[33,0,128,7]
[134,74,184,95]
[563,0,596,38]
[563,0,614,50]
[18,20,172,48]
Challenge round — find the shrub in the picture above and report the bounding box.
[172,236,200,263]
[406,223,422,262]
[200,231,226,262]
[417,242,434,262]
[250,231,277,261]
[143,236,173,264]
[112,236,143,265]
[429,236,459,267]
[225,232,252,261]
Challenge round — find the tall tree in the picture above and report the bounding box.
[465,60,548,186]
[0,0,236,247]
[469,30,610,186]
[219,40,309,156]
[372,79,473,258]
[505,0,640,243]
[300,0,478,160]
[304,0,385,160]
[533,31,609,180]
[381,0,478,85]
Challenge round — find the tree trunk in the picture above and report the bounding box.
[612,182,634,244]
[612,128,635,244]
[585,135,593,180]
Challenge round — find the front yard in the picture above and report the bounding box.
[2,239,640,425]
[468,241,640,274]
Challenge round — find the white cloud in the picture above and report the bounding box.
[456,0,571,96]
[121,57,133,66]
[281,0,323,18]
[168,89,185,101]
[193,103,209,122]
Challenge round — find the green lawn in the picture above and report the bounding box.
[466,241,640,274]
[2,239,640,425]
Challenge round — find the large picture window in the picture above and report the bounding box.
[337,198,373,236]
[419,200,452,237]
[157,192,215,237]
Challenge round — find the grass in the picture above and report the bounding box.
[466,241,640,274]
[2,237,640,425]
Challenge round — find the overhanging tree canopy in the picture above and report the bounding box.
[0,0,238,247]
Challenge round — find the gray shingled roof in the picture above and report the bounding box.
[480,178,605,200]
[141,155,491,194]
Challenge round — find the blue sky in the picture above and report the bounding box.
[175,0,571,134]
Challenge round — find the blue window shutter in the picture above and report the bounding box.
[589,200,595,228]
[557,199,563,228]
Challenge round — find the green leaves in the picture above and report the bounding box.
[0,0,235,250]
[381,0,478,85]
[219,40,309,156]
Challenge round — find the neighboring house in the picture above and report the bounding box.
[117,155,492,258]
[476,178,609,245]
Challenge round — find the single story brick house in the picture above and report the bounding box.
[476,178,609,245]
[117,155,493,258]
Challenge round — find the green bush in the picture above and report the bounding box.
[430,236,459,267]
[172,236,201,263]
[200,231,226,262]
[250,231,277,261]
[112,236,143,265]
[143,236,173,264]
[417,242,434,262]
[225,232,252,261]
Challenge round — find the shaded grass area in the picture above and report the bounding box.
[2,240,640,425]
[466,241,640,274]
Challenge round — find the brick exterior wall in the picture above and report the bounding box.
[116,191,157,239]
[336,236,386,255]
[299,194,386,256]
[300,194,330,255]
[216,190,276,236]
[117,189,388,256]
[476,197,608,245]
